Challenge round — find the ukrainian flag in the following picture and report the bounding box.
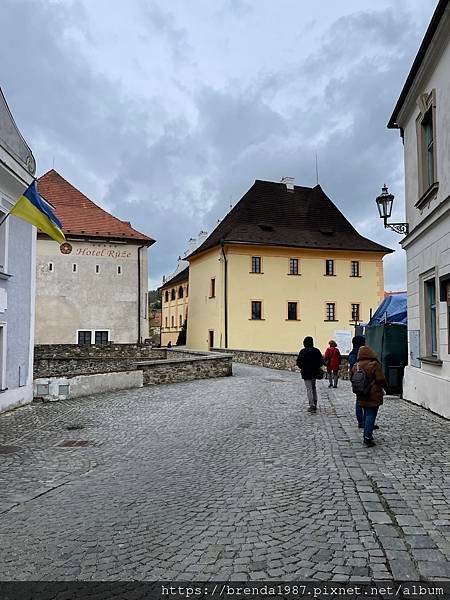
[10,181,65,244]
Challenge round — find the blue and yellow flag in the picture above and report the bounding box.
[10,181,65,244]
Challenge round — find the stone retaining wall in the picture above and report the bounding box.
[136,351,232,386]
[34,344,166,378]
[211,347,350,379]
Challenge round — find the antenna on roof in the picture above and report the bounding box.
[52,156,55,169]
[315,151,319,186]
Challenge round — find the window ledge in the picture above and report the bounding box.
[285,319,301,322]
[350,275,362,278]
[325,319,339,322]
[0,272,12,280]
[249,318,265,321]
[249,272,264,275]
[416,182,439,209]
[287,273,301,276]
[324,274,336,277]
[419,355,443,366]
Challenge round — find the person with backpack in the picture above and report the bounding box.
[324,340,341,388]
[296,336,325,413]
[350,345,388,447]
[348,335,366,427]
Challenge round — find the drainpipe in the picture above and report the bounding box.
[137,244,145,344]
[220,241,228,348]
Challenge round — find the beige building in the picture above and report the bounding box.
[387,0,450,417]
[160,266,189,346]
[35,170,154,345]
[187,178,392,353]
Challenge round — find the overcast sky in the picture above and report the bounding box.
[1,0,436,289]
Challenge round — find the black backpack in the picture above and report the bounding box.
[351,363,373,396]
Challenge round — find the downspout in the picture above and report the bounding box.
[137,244,145,344]
[220,241,228,348]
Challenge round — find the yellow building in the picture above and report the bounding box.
[186,179,392,353]
[160,266,189,346]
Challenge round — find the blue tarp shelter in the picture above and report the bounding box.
[368,293,407,326]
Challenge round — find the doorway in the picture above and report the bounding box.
[208,330,214,350]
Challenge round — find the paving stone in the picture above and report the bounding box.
[0,365,449,581]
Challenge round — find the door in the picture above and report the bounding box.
[208,330,214,350]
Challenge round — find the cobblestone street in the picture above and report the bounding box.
[1,363,450,582]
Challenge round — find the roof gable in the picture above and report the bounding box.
[37,170,154,245]
[189,180,392,257]
[0,88,35,175]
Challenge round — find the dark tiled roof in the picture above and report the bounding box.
[38,170,155,245]
[388,0,449,128]
[188,181,392,258]
[161,266,189,289]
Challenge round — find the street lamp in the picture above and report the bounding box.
[375,184,409,235]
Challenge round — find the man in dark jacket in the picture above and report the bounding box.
[296,336,324,412]
[348,335,366,427]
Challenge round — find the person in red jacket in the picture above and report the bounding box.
[324,340,341,388]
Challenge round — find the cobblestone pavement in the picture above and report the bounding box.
[1,364,450,581]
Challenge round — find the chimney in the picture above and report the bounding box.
[280,176,295,191]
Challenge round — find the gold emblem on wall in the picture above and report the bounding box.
[60,242,73,255]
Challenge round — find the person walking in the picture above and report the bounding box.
[324,340,341,388]
[348,335,366,427]
[350,346,387,447]
[296,336,324,413]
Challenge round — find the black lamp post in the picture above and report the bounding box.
[375,185,409,235]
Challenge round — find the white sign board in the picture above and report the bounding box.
[334,329,352,355]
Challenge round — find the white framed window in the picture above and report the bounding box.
[0,207,9,274]
[95,265,100,274]
[76,329,110,345]
[48,262,54,272]
[117,265,122,275]
[72,263,77,273]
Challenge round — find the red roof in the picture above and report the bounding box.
[37,170,154,245]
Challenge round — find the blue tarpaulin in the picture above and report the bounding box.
[368,294,407,326]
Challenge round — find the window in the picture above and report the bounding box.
[416,90,437,200]
[0,210,7,272]
[208,330,214,349]
[351,303,360,322]
[422,108,435,191]
[287,302,298,321]
[289,258,299,275]
[325,260,334,276]
[178,286,184,298]
[48,262,54,272]
[165,290,169,303]
[326,302,336,321]
[165,317,168,328]
[72,263,77,273]
[210,278,216,298]
[95,330,109,345]
[446,282,450,354]
[425,279,437,356]
[251,301,262,320]
[351,261,360,277]
[117,265,122,275]
[95,265,100,274]
[77,330,92,345]
[171,289,176,301]
[251,256,262,273]
[171,315,175,327]
[0,323,6,391]
[186,285,189,297]
[179,314,182,327]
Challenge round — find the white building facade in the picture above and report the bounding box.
[388,0,450,416]
[0,89,36,412]
[35,170,154,345]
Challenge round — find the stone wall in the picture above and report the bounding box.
[34,371,144,401]
[136,352,232,386]
[211,348,350,379]
[34,344,166,378]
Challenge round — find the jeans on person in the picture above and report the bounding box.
[304,379,317,408]
[363,406,379,440]
[328,370,339,387]
[356,400,364,426]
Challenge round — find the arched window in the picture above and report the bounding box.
[178,286,184,298]
[164,290,169,303]
[171,288,176,301]
[171,315,175,327]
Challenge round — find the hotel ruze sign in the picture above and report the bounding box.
[59,242,132,259]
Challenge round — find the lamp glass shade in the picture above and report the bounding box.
[376,187,394,219]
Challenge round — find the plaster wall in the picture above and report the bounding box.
[161,277,189,346]
[187,244,385,352]
[36,239,149,344]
